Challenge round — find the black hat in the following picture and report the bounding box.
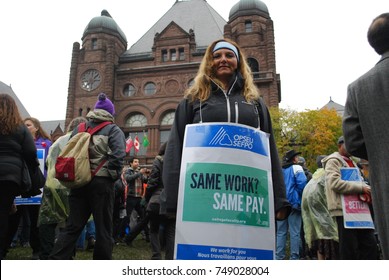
[337,136,344,144]
[284,149,301,163]
[316,155,326,168]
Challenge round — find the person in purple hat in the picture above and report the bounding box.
[50,92,125,260]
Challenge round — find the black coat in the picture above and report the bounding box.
[144,155,163,202]
[0,124,39,193]
[161,76,290,216]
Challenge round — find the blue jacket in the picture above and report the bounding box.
[282,163,307,210]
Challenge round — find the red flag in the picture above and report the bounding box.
[125,136,133,153]
[134,135,140,153]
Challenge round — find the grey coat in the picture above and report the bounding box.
[343,50,389,259]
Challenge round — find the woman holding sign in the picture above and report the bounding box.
[162,38,291,259]
[10,117,52,259]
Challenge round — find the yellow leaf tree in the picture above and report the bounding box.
[269,107,342,171]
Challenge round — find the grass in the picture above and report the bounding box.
[4,236,152,260]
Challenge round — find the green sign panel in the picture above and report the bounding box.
[183,162,270,227]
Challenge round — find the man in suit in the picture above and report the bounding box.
[343,13,389,260]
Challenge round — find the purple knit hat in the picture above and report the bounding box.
[94,93,115,115]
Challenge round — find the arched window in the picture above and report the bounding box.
[247,58,259,72]
[245,20,252,32]
[125,113,147,128]
[125,113,148,156]
[160,110,175,147]
[161,111,175,125]
[247,58,260,78]
[92,38,98,50]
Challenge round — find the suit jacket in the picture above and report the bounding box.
[342,50,389,259]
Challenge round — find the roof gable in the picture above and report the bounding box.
[320,98,344,116]
[126,0,226,55]
[158,21,189,40]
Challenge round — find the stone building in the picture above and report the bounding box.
[65,0,281,164]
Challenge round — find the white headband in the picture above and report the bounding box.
[213,41,239,62]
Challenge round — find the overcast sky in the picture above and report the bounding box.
[0,0,386,121]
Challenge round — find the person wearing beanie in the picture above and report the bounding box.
[94,93,115,116]
[50,93,125,260]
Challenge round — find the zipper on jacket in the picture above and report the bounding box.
[253,102,260,129]
[234,101,239,123]
[209,76,238,124]
[222,90,231,123]
[224,77,238,123]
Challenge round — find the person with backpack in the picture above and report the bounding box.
[37,116,87,260]
[49,93,126,260]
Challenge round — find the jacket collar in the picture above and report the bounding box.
[378,50,389,64]
[210,71,244,94]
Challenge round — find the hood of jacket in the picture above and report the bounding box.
[322,151,348,168]
[86,109,115,123]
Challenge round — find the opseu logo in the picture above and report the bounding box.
[209,127,253,150]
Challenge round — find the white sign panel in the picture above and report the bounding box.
[175,123,275,260]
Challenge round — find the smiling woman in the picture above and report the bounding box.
[161,38,292,259]
[212,42,239,89]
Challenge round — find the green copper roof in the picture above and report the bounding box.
[229,0,270,21]
[82,10,127,43]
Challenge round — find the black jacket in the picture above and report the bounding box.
[145,155,163,202]
[161,74,290,217]
[0,124,39,193]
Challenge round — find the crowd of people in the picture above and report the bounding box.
[1,12,388,260]
[0,92,168,260]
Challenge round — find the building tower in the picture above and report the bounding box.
[225,0,281,106]
[65,10,127,127]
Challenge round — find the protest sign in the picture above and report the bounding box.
[175,123,275,260]
[340,167,374,229]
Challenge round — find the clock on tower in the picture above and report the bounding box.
[80,69,101,91]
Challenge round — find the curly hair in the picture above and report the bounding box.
[0,93,24,135]
[66,116,87,133]
[185,38,260,102]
